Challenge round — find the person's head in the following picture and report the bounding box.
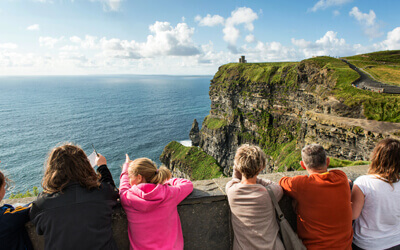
[128,158,171,185]
[234,144,266,179]
[301,144,329,171]
[0,170,10,201]
[368,138,400,185]
[42,143,100,194]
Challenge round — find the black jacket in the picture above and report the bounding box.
[30,165,119,250]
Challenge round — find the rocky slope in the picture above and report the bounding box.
[161,56,400,177]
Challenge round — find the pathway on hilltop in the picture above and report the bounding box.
[341,59,400,94]
[308,111,400,135]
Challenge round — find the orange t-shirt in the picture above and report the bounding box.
[279,170,353,250]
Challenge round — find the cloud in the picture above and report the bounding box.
[39,36,63,48]
[374,27,400,50]
[60,45,80,51]
[70,35,99,49]
[0,43,18,49]
[292,31,365,58]
[27,24,40,31]
[141,21,200,57]
[245,34,255,43]
[194,14,224,27]
[333,10,340,16]
[349,7,382,38]
[309,0,352,12]
[68,21,200,60]
[90,0,122,11]
[222,7,258,49]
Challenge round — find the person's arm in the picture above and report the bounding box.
[351,184,365,220]
[165,178,193,204]
[232,167,242,180]
[258,178,284,201]
[279,176,298,199]
[225,168,242,194]
[119,154,134,206]
[2,204,31,231]
[96,154,116,188]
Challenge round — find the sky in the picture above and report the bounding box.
[0,0,400,75]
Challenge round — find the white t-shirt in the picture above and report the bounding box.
[353,175,400,250]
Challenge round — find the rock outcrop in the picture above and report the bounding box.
[189,119,200,146]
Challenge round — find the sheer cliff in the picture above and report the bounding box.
[161,55,400,178]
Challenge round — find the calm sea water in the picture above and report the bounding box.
[0,75,211,196]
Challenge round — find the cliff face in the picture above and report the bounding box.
[195,59,400,174]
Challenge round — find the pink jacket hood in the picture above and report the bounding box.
[127,183,172,212]
[119,163,193,250]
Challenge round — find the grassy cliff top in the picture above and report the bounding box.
[303,56,400,122]
[161,141,224,180]
[213,62,298,86]
[343,50,400,86]
[213,54,400,122]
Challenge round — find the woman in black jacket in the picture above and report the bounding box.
[30,143,119,250]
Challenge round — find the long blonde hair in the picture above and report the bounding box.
[128,158,171,184]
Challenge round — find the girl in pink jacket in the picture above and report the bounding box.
[119,155,193,250]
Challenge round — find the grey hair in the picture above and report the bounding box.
[301,144,327,169]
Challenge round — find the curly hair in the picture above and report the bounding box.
[42,143,100,194]
[234,144,266,179]
[368,138,400,185]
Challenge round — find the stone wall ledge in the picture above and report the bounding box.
[2,165,369,249]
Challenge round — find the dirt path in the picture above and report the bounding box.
[341,59,400,94]
[309,111,400,135]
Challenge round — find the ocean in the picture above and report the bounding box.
[0,75,212,196]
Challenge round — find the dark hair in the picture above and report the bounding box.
[301,144,327,169]
[128,158,171,184]
[368,138,400,185]
[0,170,10,190]
[42,143,100,194]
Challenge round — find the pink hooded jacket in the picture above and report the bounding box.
[119,163,193,250]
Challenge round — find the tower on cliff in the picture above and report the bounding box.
[239,55,247,63]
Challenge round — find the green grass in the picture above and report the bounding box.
[343,50,400,86]
[203,116,228,130]
[212,62,298,90]
[9,186,39,199]
[161,141,224,180]
[304,56,400,122]
[329,158,370,168]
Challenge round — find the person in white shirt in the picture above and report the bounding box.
[351,138,400,250]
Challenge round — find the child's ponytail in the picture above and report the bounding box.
[129,158,172,185]
[150,166,172,184]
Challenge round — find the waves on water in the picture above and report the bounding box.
[0,75,211,196]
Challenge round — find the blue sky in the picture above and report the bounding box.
[1,0,399,75]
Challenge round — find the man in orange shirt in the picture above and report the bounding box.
[279,144,353,250]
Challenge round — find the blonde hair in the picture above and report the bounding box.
[234,144,266,179]
[42,143,100,194]
[368,138,400,185]
[128,158,171,184]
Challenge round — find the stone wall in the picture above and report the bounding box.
[2,165,368,250]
